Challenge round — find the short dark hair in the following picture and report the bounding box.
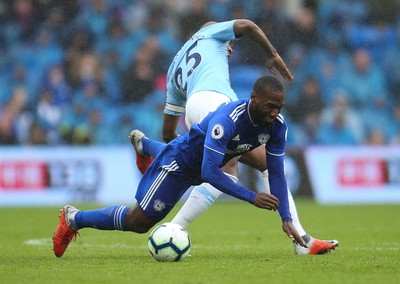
[253,76,284,94]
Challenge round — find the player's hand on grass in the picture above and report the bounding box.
[266,53,294,82]
[253,192,279,211]
[282,221,308,248]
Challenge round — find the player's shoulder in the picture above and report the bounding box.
[223,100,247,122]
[275,113,286,125]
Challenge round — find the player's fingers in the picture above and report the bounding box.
[280,66,294,81]
[259,200,277,211]
[266,198,278,211]
[267,194,279,205]
[291,230,307,248]
[268,67,277,75]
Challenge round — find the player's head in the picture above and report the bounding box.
[249,76,285,126]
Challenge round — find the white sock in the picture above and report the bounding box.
[262,170,307,236]
[287,188,307,236]
[262,170,271,194]
[171,174,238,228]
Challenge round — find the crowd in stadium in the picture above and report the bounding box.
[0,0,399,146]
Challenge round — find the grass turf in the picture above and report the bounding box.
[0,199,399,284]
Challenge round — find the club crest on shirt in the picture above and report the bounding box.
[153,199,166,212]
[258,133,270,144]
[211,124,224,139]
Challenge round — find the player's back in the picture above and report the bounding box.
[166,21,239,109]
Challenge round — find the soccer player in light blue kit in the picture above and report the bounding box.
[52,76,308,257]
[135,20,338,255]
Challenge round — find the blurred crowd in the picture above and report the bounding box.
[0,0,399,146]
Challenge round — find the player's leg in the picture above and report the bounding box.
[171,157,239,227]
[239,146,338,254]
[53,153,190,257]
[171,91,236,227]
[52,204,133,257]
[129,130,166,174]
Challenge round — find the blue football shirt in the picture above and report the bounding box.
[168,99,291,221]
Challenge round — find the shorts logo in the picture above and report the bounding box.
[153,199,166,212]
[258,133,270,144]
[211,124,224,139]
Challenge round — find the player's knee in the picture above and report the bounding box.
[221,158,239,177]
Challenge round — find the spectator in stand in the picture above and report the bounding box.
[58,101,89,145]
[287,75,324,124]
[9,0,40,42]
[42,64,71,107]
[381,26,400,105]
[67,52,105,95]
[361,96,395,144]
[36,89,62,144]
[365,128,387,145]
[133,4,180,58]
[177,0,211,41]
[26,121,48,145]
[62,28,95,88]
[96,20,143,71]
[319,90,364,144]
[340,48,387,108]
[307,35,352,104]
[121,36,168,104]
[287,7,319,50]
[75,0,110,39]
[389,105,400,144]
[73,79,108,116]
[0,86,28,145]
[317,113,359,145]
[0,100,19,145]
[317,0,369,38]
[286,76,325,145]
[87,108,114,145]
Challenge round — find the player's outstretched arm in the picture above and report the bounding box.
[233,19,294,81]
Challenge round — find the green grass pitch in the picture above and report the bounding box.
[1,199,399,284]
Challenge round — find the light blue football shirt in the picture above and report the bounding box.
[164,20,239,116]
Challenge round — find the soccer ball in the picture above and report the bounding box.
[147,222,191,262]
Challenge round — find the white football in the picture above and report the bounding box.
[147,222,191,262]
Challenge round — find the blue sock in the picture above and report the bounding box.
[142,137,166,157]
[74,206,128,231]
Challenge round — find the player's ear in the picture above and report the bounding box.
[250,91,257,102]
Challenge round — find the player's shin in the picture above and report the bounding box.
[263,170,307,236]
[171,174,238,228]
[74,206,129,231]
[287,188,307,237]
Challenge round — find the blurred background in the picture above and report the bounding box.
[0,0,399,206]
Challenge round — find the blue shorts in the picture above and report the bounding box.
[135,146,195,222]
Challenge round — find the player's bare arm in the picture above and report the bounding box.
[233,19,294,81]
[162,113,180,143]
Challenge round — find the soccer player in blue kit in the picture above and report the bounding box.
[53,76,308,257]
[133,19,338,255]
